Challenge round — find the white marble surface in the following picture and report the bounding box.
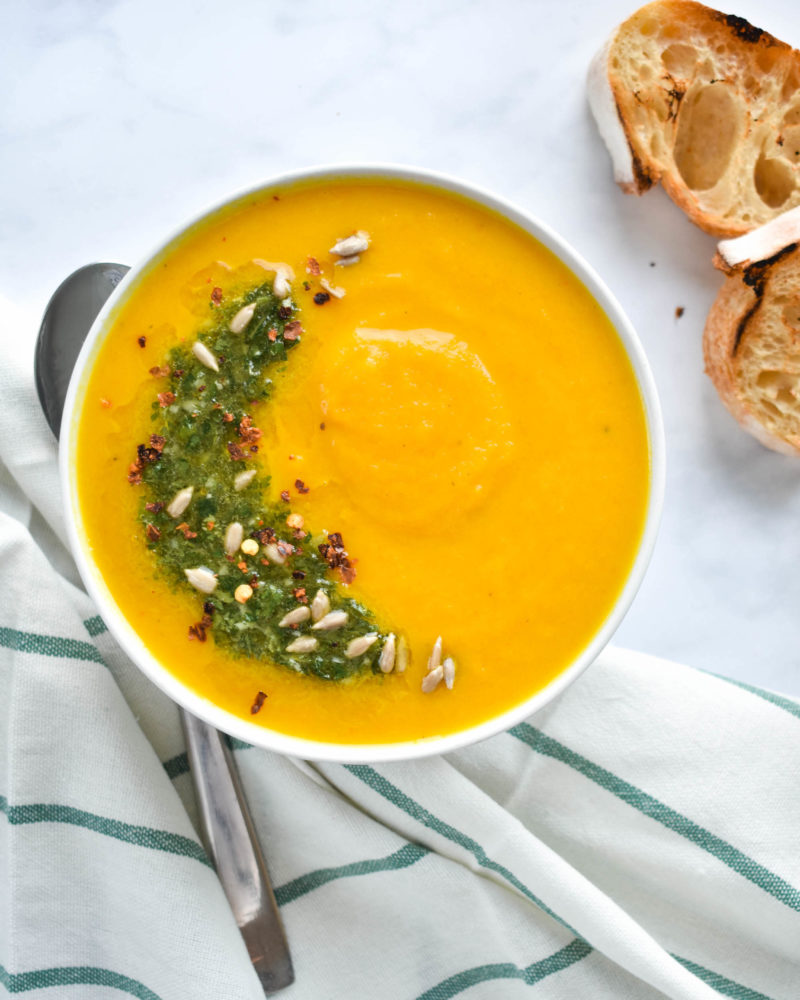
[2,0,799,694]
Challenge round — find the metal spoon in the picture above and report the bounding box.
[35,262,294,995]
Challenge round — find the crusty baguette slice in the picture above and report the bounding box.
[588,0,800,237]
[704,207,800,455]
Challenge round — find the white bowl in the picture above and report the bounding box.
[61,163,665,763]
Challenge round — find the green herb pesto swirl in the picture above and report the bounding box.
[130,279,386,682]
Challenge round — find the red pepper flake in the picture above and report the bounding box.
[249,445,258,453]
[205,520,215,531]
[237,416,262,444]
[318,531,356,583]
[283,320,302,341]
[187,611,212,642]
[237,560,247,572]
[100,398,113,409]
[145,523,160,542]
[127,463,143,485]
[320,422,325,430]
[280,490,290,502]
[292,528,307,540]
[278,305,292,320]
[260,558,269,565]
[172,369,184,379]
[249,576,259,587]
[306,256,321,275]
[175,522,198,539]
[149,434,166,453]
[293,587,307,602]
[158,391,176,407]
[267,328,277,342]
[313,292,330,306]
[292,570,306,580]
[295,479,309,494]
[149,365,171,378]
[137,336,146,348]
[222,412,234,423]
[211,286,223,305]
[145,501,164,513]
[227,442,246,461]
[250,691,267,714]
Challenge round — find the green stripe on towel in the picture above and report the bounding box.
[708,672,800,723]
[82,615,107,637]
[275,842,430,907]
[0,627,104,665]
[344,764,579,936]
[414,939,592,1000]
[510,723,800,913]
[672,955,777,1000]
[0,796,210,869]
[0,964,161,999]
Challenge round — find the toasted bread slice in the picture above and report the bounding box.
[704,207,800,454]
[589,1,800,237]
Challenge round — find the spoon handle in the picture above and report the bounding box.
[181,708,294,994]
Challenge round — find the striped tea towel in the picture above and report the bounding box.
[2,294,800,1000]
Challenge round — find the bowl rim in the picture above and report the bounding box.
[60,161,665,763]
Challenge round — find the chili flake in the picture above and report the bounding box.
[211,286,223,305]
[295,479,310,494]
[283,321,302,341]
[149,365,171,378]
[280,490,290,502]
[306,256,321,275]
[227,442,246,461]
[145,523,160,542]
[250,691,267,714]
[158,391,176,407]
[137,336,147,348]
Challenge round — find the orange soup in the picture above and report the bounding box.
[76,177,650,745]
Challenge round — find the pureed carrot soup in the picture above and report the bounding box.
[76,177,650,745]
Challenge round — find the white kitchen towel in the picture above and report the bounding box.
[2,295,799,1000]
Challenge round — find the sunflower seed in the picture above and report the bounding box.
[330,232,370,256]
[229,303,256,334]
[320,277,345,299]
[286,636,318,654]
[273,271,291,299]
[310,589,330,622]
[345,633,378,659]
[224,521,244,556]
[264,542,286,565]
[378,633,396,674]
[427,636,442,673]
[311,610,348,631]
[167,486,194,518]
[443,657,455,690]
[334,255,360,268]
[192,340,219,372]
[233,469,256,491]
[279,606,311,627]
[422,665,444,693]
[184,566,217,594]
[395,635,408,673]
